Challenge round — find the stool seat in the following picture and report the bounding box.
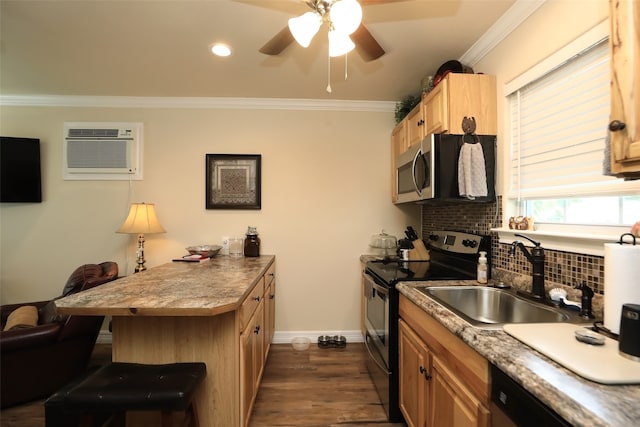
[45,362,207,427]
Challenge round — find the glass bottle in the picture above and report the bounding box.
[244,226,260,257]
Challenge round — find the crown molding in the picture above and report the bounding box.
[460,0,546,67]
[0,94,395,112]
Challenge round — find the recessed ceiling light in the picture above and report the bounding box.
[210,43,232,57]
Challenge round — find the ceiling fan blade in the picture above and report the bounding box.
[352,23,385,62]
[259,26,295,55]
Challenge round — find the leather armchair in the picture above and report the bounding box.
[1,262,118,408]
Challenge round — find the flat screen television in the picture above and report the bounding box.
[1,136,42,203]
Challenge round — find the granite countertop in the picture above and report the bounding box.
[55,255,275,317]
[397,281,640,427]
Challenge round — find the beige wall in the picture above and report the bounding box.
[0,104,420,334]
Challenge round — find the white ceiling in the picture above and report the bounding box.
[0,0,517,102]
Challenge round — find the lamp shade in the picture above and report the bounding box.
[328,30,355,57]
[288,12,322,48]
[116,203,166,234]
[329,0,362,35]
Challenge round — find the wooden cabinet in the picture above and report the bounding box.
[431,356,490,427]
[239,262,275,427]
[422,73,496,135]
[264,262,276,357]
[399,294,490,427]
[406,101,426,148]
[240,298,264,426]
[391,120,407,203]
[608,0,640,176]
[399,319,431,427]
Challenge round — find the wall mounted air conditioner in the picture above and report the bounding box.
[63,122,143,180]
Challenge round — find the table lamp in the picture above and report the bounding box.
[116,202,166,273]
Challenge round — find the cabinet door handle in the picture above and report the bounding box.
[254,325,261,335]
[420,366,432,380]
[609,120,626,131]
[253,296,261,302]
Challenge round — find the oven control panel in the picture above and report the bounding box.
[427,230,486,255]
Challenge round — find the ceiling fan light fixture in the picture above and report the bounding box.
[329,0,362,35]
[288,12,322,48]
[328,30,355,57]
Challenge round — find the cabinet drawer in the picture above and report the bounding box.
[264,262,275,288]
[240,278,265,330]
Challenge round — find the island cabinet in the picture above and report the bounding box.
[239,260,277,427]
[609,0,640,176]
[54,255,276,427]
[422,73,496,135]
[399,294,490,427]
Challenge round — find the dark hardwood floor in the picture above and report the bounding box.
[1,343,404,427]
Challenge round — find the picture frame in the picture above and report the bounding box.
[206,154,261,210]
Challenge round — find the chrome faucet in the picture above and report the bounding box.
[510,234,546,300]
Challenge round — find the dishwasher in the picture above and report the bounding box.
[490,364,571,427]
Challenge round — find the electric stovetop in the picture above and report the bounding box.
[365,230,491,286]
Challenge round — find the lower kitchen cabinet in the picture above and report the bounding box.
[239,261,275,427]
[399,319,431,427]
[399,294,490,427]
[431,356,490,427]
[240,298,265,426]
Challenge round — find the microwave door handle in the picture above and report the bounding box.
[412,148,422,196]
[420,153,429,189]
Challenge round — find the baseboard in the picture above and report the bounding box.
[96,329,364,345]
[272,330,364,345]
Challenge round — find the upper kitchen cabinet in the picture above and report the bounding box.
[405,100,426,148]
[391,120,408,203]
[609,0,640,176]
[423,73,497,135]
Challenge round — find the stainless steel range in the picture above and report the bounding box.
[363,230,491,422]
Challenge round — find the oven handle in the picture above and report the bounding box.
[364,273,389,298]
[364,332,391,374]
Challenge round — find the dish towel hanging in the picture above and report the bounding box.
[458,141,488,199]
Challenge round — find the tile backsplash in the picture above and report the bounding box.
[420,196,605,305]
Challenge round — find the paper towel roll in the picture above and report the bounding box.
[604,242,640,334]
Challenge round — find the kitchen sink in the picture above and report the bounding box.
[417,286,570,329]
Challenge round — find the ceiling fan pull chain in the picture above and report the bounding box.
[344,53,348,81]
[326,51,332,93]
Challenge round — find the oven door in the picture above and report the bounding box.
[363,273,390,367]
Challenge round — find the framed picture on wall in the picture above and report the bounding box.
[206,154,261,210]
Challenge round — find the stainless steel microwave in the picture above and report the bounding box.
[395,139,432,203]
[395,134,496,204]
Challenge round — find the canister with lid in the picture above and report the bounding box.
[244,226,260,257]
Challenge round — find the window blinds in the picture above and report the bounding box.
[508,39,619,200]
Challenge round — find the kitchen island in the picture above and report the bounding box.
[397,281,640,427]
[55,255,276,427]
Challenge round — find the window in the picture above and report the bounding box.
[505,22,639,236]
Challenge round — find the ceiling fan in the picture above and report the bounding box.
[259,0,407,62]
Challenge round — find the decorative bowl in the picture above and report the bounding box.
[185,245,222,258]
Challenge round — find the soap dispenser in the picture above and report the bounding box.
[477,251,488,284]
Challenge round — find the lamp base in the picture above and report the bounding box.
[134,233,147,273]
